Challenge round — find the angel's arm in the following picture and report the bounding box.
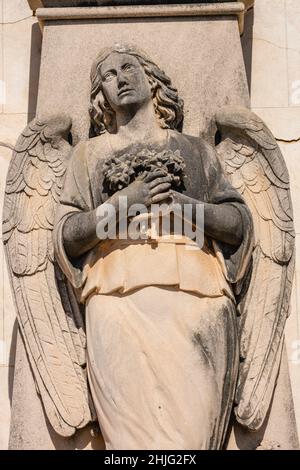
[62,182,145,258]
[55,142,110,259]
[60,146,173,258]
[171,142,246,246]
[62,193,119,259]
[170,192,243,246]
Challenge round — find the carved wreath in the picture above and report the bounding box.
[102,148,186,195]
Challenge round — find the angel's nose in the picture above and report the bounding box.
[117,71,128,88]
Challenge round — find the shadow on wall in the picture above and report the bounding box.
[223,347,299,450]
[8,320,18,405]
[224,396,272,450]
[241,8,254,96]
[27,22,42,121]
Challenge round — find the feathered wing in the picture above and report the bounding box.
[215,106,295,431]
[2,116,92,436]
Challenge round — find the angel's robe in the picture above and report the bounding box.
[53,129,253,450]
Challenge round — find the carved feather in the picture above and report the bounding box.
[2,116,91,436]
[215,106,295,430]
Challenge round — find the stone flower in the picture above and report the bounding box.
[103,148,186,194]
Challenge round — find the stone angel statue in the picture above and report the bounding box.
[2,44,295,450]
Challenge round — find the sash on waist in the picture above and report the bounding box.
[81,236,234,302]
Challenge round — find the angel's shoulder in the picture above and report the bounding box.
[70,134,110,168]
[84,133,110,159]
[170,130,218,170]
[170,130,214,153]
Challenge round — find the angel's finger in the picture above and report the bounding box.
[151,191,172,204]
[150,183,171,196]
[148,176,172,189]
[144,170,167,183]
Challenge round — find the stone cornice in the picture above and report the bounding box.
[35,2,248,34]
[28,0,43,10]
[29,1,254,6]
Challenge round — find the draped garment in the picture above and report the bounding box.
[53,130,253,449]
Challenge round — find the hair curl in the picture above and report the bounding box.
[89,44,184,136]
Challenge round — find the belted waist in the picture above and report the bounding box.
[81,236,234,303]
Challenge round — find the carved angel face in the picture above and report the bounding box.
[99,52,153,114]
[90,45,184,135]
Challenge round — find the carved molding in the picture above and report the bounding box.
[242,0,254,10]
[28,0,43,9]
[29,0,253,6]
[36,2,247,33]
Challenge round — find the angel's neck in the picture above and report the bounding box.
[115,101,164,145]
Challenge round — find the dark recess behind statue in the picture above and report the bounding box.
[41,1,236,8]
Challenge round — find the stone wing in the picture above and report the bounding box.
[2,116,92,436]
[215,106,295,431]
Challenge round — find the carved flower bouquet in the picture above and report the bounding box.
[103,148,186,195]
[103,148,186,238]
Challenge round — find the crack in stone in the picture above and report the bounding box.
[253,36,300,55]
[276,136,300,144]
[0,141,14,151]
[0,15,33,25]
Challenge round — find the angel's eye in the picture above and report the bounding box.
[122,63,135,73]
[103,71,115,82]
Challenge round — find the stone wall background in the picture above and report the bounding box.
[244,0,300,441]
[0,0,299,449]
[0,0,41,449]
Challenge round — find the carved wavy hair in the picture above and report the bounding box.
[89,44,184,136]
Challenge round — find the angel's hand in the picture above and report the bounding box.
[168,189,190,206]
[117,171,172,207]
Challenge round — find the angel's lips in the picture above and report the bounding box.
[118,88,134,97]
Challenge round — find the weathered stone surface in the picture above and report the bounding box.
[278,141,300,235]
[31,1,248,7]
[6,40,297,449]
[0,366,13,450]
[4,0,32,22]
[35,3,247,36]
[215,105,296,434]
[47,47,253,448]
[27,0,254,14]
[0,2,40,450]
[3,16,37,114]
[227,348,299,450]
[240,3,300,440]
[286,277,300,439]
[252,107,300,142]
[9,332,104,450]
[1,0,299,451]
[286,0,300,107]
[0,115,30,392]
[251,0,289,108]
[37,11,248,144]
